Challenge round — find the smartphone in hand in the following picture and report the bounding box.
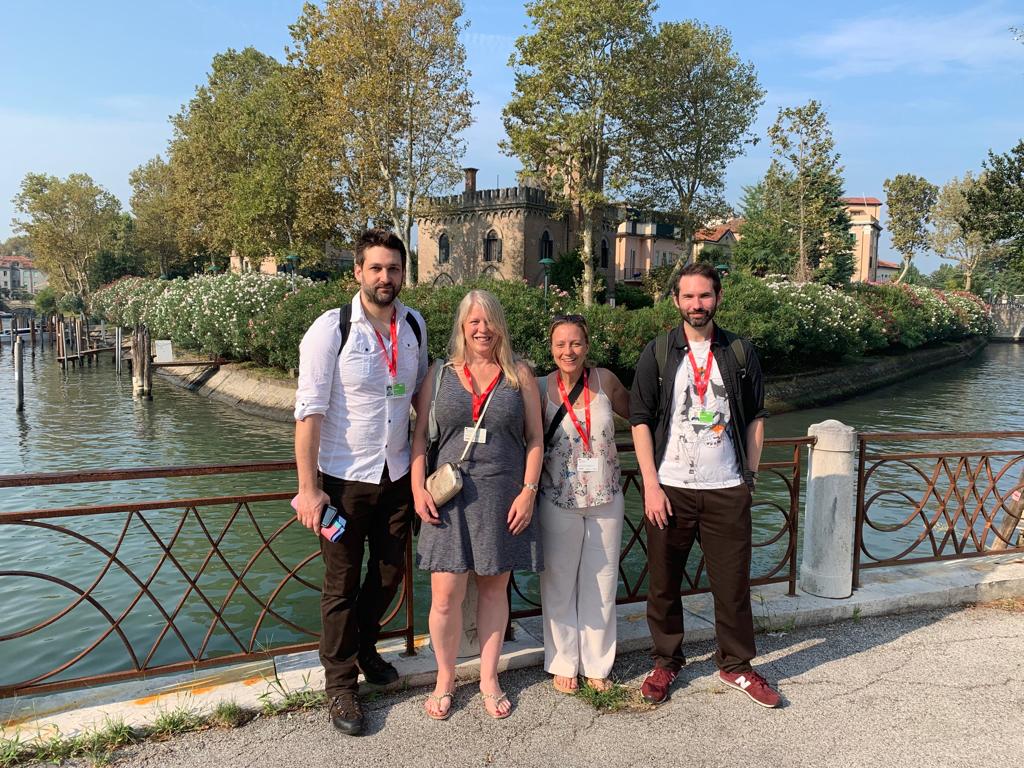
[320,504,346,542]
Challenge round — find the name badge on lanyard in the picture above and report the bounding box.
[577,456,599,473]
[464,427,488,444]
[386,382,407,398]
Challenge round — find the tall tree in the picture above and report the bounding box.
[739,101,854,284]
[12,172,121,304]
[1,235,33,257]
[169,47,309,266]
[883,173,938,284]
[964,139,1024,277]
[129,156,187,277]
[290,0,474,285]
[732,182,795,276]
[504,0,655,306]
[616,21,763,298]
[929,173,998,293]
[90,213,146,286]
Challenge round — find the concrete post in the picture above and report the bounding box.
[799,419,857,599]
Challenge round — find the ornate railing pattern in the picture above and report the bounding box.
[0,439,812,698]
[853,431,1024,587]
[0,463,414,698]
[509,437,812,618]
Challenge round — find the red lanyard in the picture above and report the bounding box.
[557,368,591,454]
[372,309,398,379]
[463,363,502,419]
[687,346,713,407]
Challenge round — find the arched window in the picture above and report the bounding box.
[484,229,502,262]
[438,233,450,265]
[600,239,609,269]
[433,272,455,287]
[540,230,553,262]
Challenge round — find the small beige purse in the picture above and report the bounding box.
[424,380,497,506]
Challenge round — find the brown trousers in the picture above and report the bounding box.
[646,482,756,674]
[319,466,412,696]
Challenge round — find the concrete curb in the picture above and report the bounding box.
[3,553,1023,742]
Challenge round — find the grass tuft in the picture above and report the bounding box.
[150,706,205,741]
[209,700,251,728]
[0,736,26,768]
[574,680,640,712]
[260,689,326,716]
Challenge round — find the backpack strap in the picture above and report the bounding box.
[338,303,422,356]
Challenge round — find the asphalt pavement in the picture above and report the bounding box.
[68,602,1024,768]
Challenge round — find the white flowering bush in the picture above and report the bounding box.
[93,272,310,360]
[945,291,993,337]
[91,277,168,328]
[764,280,883,360]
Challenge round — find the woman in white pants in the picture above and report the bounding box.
[538,315,630,693]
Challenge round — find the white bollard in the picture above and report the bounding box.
[799,419,857,598]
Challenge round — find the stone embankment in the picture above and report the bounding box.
[156,337,988,421]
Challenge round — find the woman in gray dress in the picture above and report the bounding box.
[411,289,543,720]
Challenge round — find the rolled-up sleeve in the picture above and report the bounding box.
[294,310,341,421]
[629,339,659,430]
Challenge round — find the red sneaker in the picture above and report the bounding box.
[717,669,781,708]
[640,667,678,704]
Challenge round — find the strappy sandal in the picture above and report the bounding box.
[553,675,578,694]
[480,691,512,719]
[584,677,613,692]
[424,690,454,721]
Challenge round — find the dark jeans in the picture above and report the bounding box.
[319,466,412,696]
[646,482,756,674]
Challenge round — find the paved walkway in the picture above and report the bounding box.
[88,601,1024,767]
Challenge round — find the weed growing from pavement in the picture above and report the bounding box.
[259,670,327,716]
[852,606,863,622]
[209,700,250,728]
[150,706,205,740]
[574,680,650,712]
[0,717,138,768]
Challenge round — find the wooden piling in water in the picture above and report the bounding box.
[132,325,152,399]
[14,336,24,413]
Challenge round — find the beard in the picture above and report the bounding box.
[682,305,716,329]
[363,282,398,307]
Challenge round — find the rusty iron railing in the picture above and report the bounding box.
[0,462,415,698]
[509,437,813,619]
[853,431,1024,588]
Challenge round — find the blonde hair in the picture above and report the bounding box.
[447,289,521,389]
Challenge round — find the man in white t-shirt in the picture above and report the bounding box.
[630,262,780,709]
[293,229,428,735]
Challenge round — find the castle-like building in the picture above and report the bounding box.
[415,171,886,288]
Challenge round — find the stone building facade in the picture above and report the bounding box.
[416,169,618,289]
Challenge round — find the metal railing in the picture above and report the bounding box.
[853,431,1024,587]
[0,438,811,699]
[510,437,812,618]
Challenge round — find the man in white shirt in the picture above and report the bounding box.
[630,262,781,709]
[293,229,428,736]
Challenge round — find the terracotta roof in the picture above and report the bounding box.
[876,259,900,269]
[694,224,730,243]
[0,255,35,268]
[842,197,882,206]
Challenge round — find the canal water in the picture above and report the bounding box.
[1,332,1022,687]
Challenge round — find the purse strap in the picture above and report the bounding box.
[456,373,500,465]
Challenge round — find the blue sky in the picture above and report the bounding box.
[2,1,1023,272]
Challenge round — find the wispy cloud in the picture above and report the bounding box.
[798,5,1024,78]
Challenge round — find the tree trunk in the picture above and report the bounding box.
[659,237,693,301]
[581,208,595,307]
[895,256,911,284]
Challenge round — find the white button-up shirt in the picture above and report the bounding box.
[294,293,429,483]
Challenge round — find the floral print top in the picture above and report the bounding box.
[539,369,622,509]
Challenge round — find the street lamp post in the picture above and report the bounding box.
[539,256,555,305]
[286,253,299,293]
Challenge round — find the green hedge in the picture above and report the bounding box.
[92,273,993,375]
